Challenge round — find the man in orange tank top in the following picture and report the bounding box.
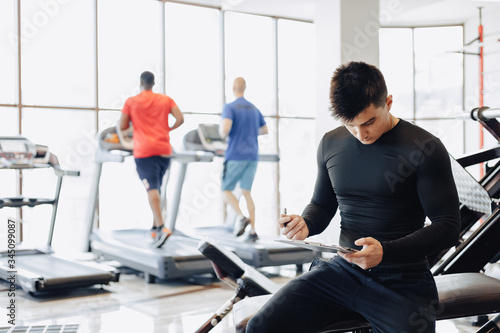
[119,71,184,247]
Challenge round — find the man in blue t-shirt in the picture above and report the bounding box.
[220,77,268,242]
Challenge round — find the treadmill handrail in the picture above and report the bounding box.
[185,125,280,162]
[173,151,215,163]
[0,148,80,247]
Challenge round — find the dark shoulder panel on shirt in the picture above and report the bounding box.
[322,126,353,147]
[394,119,437,139]
[390,119,444,153]
[320,125,355,161]
[382,120,450,185]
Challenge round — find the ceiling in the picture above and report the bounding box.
[165,0,500,25]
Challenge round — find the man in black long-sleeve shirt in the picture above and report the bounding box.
[247,62,460,333]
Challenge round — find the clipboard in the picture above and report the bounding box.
[275,239,358,254]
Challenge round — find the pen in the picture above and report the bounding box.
[283,208,289,227]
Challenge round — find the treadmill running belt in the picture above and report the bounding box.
[0,324,79,333]
[110,230,201,256]
[17,255,110,279]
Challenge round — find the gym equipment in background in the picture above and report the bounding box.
[0,136,118,294]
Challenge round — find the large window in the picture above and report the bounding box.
[278,119,316,222]
[278,20,316,117]
[277,19,317,218]
[165,3,221,114]
[379,28,414,119]
[414,26,464,119]
[0,108,19,136]
[0,1,316,253]
[380,26,464,157]
[21,0,95,107]
[0,107,19,246]
[225,12,275,115]
[98,0,163,109]
[21,109,96,252]
[0,0,17,105]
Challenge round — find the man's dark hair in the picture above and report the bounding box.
[329,61,388,122]
[140,71,155,90]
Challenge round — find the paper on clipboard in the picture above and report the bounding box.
[275,239,358,254]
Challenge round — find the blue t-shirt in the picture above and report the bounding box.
[222,97,266,161]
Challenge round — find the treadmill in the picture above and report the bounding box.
[86,126,216,282]
[178,124,319,269]
[0,136,119,294]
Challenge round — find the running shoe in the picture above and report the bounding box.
[152,226,173,248]
[243,232,259,243]
[234,217,251,237]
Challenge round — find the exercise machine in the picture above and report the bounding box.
[179,124,319,269]
[86,126,216,282]
[432,106,500,275]
[426,150,492,267]
[195,239,280,333]
[0,136,118,294]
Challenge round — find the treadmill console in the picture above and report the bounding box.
[116,125,134,151]
[190,124,279,162]
[0,137,37,168]
[100,125,134,152]
[197,124,227,153]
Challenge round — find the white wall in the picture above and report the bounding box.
[314,0,380,145]
[312,0,380,245]
[314,0,341,145]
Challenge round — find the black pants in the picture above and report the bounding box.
[247,256,438,333]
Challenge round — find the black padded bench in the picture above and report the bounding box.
[233,273,500,332]
[197,239,500,333]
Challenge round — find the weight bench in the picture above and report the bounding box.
[197,239,500,333]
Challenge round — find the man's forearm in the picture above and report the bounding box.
[170,119,184,131]
[259,125,269,136]
[381,217,459,263]
[219,129,229,139]
[119,118,130,130]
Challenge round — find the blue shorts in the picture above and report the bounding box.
[134,156,171,191]
[222,160,258,191]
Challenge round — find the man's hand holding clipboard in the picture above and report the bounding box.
[279,208,383,270]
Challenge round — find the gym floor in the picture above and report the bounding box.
[0,260,496,333]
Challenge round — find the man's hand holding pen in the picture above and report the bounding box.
[279,208,309,240]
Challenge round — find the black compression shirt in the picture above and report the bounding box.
[302,119,460,264]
